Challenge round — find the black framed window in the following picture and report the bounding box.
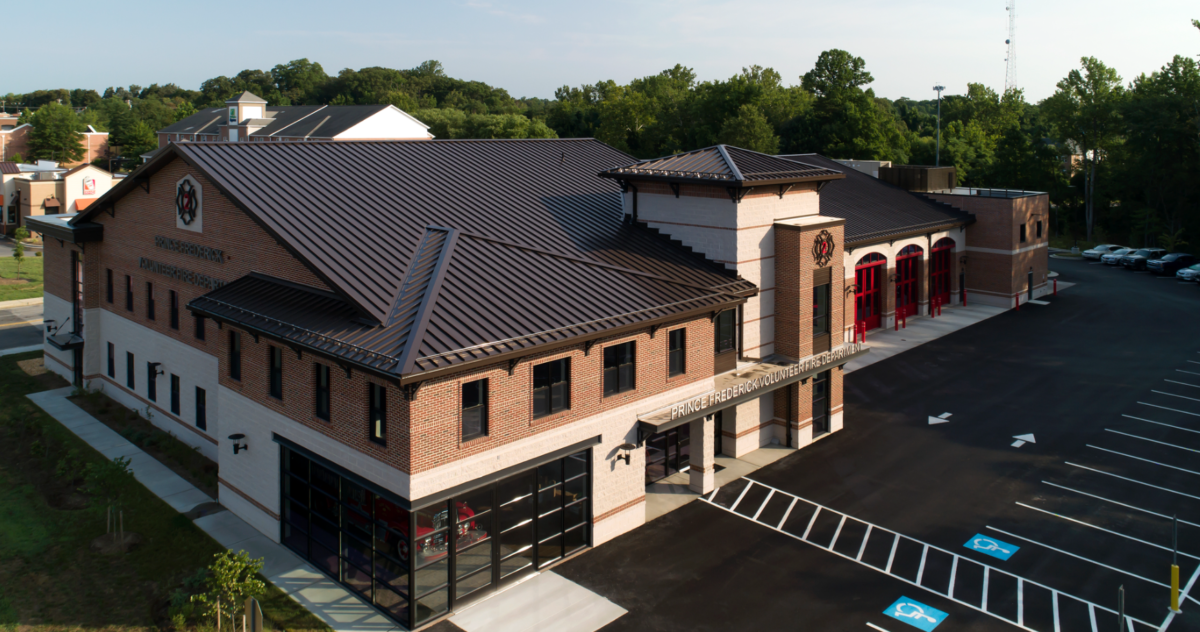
[147,362,157,401]
[194,314,206,341]
[813,282,830,336]
[1036,220,1043,238]
[462,379,488,440]
[369,383,387,444]
[169,290,179,329]
[715,309,736,353]
[125,275,133,311]
[126,352,135,389]
[315,364,331,421]
[107,342,115,378]
[195,387,207,430]
[269,346,283,399]
[170,374,181,415]
[146,282,155,320]
[1020,224,1027,243]
[105,269,113,304]
[229,331,242,380]
[602,342,635,396]
[532,358,570,418]
[668,329,686,376]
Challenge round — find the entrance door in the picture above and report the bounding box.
[644,425,691,485]
[895,245,923,317]
[931,239,953,307]
[812,371,830,435]
[1028,271,1034,301]
[855,253,885,331]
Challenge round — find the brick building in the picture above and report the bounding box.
[2,161,115,235]
[28,139,1042,629]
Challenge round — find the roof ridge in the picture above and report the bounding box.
[388,226,460,375]
[715,145,744,181]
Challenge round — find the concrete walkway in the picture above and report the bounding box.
[1,344,44,357]
[449,571,625,632]
[26,386,399,632]
[844,304,1006,374]
[644,444,795,522]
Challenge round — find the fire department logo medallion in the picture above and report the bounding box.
[176,179,198,225]
[813,229,835,267]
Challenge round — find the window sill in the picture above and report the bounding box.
[532,408,572,425]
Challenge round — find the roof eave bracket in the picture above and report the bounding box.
[507,357,521,375]
[669,183,680,198]
[584,340,597,356]
[726,186,753,204]
[778,184,794,199]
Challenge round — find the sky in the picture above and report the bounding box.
[7,0,1198,103]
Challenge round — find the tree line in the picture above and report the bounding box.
[6,19,1198,247]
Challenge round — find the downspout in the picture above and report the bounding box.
[737,304,744,361]
[631,184,638,224]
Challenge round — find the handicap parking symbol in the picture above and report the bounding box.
[964,533,1019,561]
[884,597,948,631]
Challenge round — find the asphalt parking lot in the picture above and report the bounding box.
[555,257,1200,632]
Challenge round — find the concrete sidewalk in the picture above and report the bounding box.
[844,304,1006,374]
[26,386,399,632]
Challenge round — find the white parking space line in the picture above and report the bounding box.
[1052,591,1061,632]
[1165,379,1200,389]
[981,567,989,611]
[803,507,822,540]
[857,525,873,561]
[985,525,1172,591]
[829,515,847,550]
[1138,402,1200,418]
[1154,389,1200,404]
[866,623,892,632]
[1177,370,1200,377]
[1088,604,1098,632]
[1123,414,1200,435]
[752,489,775,521]
[1017,578,1025,626]
[1067,462,1200,502]
[1106,428,1200,454]
[916,544,929,584]
[1189,361,1200,365]
[1042,481,1200,528]
[1015,502,1200,561]
[1088,445,1200,476]
[948,556,959,597]
[729,481,753,512]
[885,533,899,573]
[777,497,797,530]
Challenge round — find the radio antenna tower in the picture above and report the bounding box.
[1004,0,1017,93]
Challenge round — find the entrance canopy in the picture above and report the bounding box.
[637,342,869,439]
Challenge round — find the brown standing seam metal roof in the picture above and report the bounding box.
[0,162,22,174]
[76,139,752,378]
[600,144,844,187]
[779,154,974,245]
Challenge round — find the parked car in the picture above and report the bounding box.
[1120,248,1167,270]
[1177,263,1200,282]
[1147,253,1196,275]
[1082,244,1126,260]
[1102,248,1137,265]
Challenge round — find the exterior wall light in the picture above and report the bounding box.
[149,362,164,377]
[617,443,636,465]
[229,433,248,455]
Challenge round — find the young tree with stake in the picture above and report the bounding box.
[191,550,266,632]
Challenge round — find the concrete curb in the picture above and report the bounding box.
[0,297,42,309]
[0,344,43,357]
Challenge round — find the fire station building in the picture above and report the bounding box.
[28,139,1045,629]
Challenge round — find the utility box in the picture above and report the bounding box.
[878,165,958,192]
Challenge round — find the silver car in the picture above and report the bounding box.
[1177,263,1200,282]
[1102,248,1136,265]
[1083,244,1125,260]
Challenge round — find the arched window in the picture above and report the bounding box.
[933,237,955,250]
[856,252,886,267]
[898,244,924,258]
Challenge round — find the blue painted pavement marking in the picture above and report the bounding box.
[964,533,1019,561]
[883,597,948,631]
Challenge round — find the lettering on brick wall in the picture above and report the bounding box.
[155,236,225,263]
[667,342,865,421]
[139,257,226,290]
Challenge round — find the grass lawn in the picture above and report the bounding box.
[0,254,44,302]
[0,352,330,632]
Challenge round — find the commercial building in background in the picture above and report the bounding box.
[27,139,1044,630]
[1,161,115,234]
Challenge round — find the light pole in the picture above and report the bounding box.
[932,85,945,167]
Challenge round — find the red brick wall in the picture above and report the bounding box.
[927,193,1050,298]
[774,221,846,360]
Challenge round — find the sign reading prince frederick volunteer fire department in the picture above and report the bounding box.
[666,342,866,421]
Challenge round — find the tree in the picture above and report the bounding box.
[11,227,28,272]
[191,550,266,632]
[173,101,198,122]
[28,103,85,163]
[84,455,135,543]
[798,50,909,160]
[1042,57,1125,241]
[718,104,780,154]
[116,121,157,167]
[271,58,329,104]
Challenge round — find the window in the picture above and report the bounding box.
[715,309,736,353]
[1019,223,1027,243]
[533,358,570,418]
[195,387,207,431]
[603,342,636,396]
[126,352,135,389]
[107,342,115,378]
[147,362,157,401]
[169,290,179,329]
[462,379,488,440]
[194,314,205,340]
[369,383,387,444]
[106,269,113,304]
[1036,220,1043,238]
[229,331,242,380]
[813,283,830,335]
[315,364,330,421]
[125,275,133,311]
[268,346,283,399]
[146,282,155,320]
[170,374,180,415]
[668,329,686,377]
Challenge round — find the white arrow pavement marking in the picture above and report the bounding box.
[939,412,952,419]
[1011,433,1035,448]
[1012,440,1026,448]
[929,412,953,425]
